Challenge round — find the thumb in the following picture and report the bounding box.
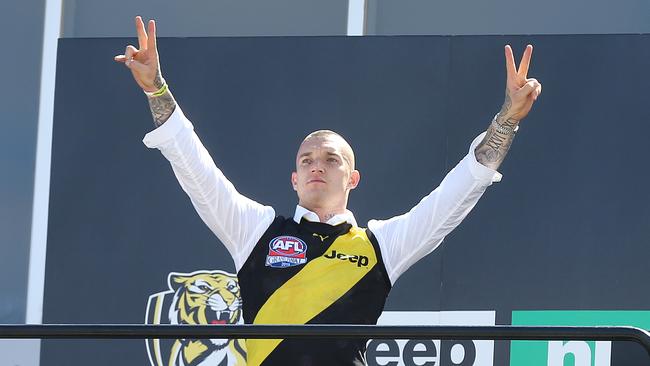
[123,45,140,69]
[516,79,539,98]
[124,45,138,62]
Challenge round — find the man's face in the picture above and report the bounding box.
[291,135,359,210]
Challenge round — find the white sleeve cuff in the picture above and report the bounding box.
[467,131,502,183]
[142,107,192,148]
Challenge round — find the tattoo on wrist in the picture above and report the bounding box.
[146,69,176,127]
[496,92,520,126]
[500,92,512,115]
[153,72,164,90]
[478,120,515,165]
[474,93,519,170]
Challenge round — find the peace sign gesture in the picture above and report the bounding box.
[114,16,162,93]
[500,44,542,122]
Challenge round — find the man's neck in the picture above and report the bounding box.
[300,204,347,223]
[299,193,352,223]
[316,210,345,223]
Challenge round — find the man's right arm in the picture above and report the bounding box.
[115,16,274,270]
[142,106,275,271]
[114,16,176,127]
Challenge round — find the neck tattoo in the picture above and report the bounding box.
[323,213,336,222]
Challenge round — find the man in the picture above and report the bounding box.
[115,16,541,366]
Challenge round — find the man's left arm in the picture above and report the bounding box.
[369,45,541,284]
[474,45,542,170]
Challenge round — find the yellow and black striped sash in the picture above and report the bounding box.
[246,227,376,366]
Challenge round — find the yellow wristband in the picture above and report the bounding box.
[144,81,168,97]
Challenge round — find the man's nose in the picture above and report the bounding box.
[311,160,325,173]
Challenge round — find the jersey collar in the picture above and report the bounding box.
[293,205,358,227]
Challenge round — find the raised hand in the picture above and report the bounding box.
[474,45,542,170]
[500,44,542,123]
[115,16,176,126]
[114,16,162,93]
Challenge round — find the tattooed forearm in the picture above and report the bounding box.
[474,94,519,170]
[148,91,176,127]
[147,73,177,127]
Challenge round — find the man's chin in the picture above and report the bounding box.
[300,192,331,206]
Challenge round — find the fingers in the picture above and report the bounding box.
[516,78,541,100]
[126,58,149,74]
[135,16,148,50]
[518,79,536,95]
[124,45,138,64]
[113,45,147,72]
[123,45,148,73]
[147,19,157,52]
[504,45,517,80]
[517,44,533,78]
[530,80,542,100]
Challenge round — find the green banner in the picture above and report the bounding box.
[510,311,650,366]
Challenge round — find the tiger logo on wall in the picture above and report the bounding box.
[145,270,247,366]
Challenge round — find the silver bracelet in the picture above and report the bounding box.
[493,114,519,135]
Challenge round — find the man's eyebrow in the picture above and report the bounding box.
[298,152,313,159]
[328,151,352,166]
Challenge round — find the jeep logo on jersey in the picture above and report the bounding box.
[265,236,308,268]
[323,249,369,267]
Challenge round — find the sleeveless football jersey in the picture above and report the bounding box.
[238,216,392,366]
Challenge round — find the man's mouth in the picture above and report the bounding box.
[307,179,326,184]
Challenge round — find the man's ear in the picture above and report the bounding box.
[291,172,298,191]
[348,170,360,190]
